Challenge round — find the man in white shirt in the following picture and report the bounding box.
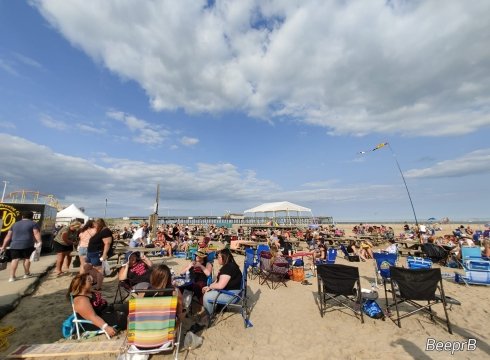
[129,223,148,247]
[384,239,398,254]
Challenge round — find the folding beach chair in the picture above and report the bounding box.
[207,262,253,328]
[186,244,198,260]
[259,251,273,288]
[388,267,453,334]
[455,259,490,286]
[269,256,290,289]
[113,279,133,304]
[245,247,259,280]
[406,256,432,269]
[256,244,270,260]
[373,252,397,308]
[461,246,484,261]
[340,244,360,262]
[315,248,337,265]
[316,264,364,323]
[421,243,449,265]
[126,290,181,359]
[64,295,110,340]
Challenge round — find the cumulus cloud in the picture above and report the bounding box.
[76,123,106,134]
[106,110,170,145]
[0,133,278,216]
[32,0,490,136]
[405,149,490,178]
[180,136,199,146]
[0,121,16,129]
[40,114,68,130]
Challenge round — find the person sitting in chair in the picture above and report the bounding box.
[145,264,183,319]
[201,248,242,325]
[68,273,128,337]
[180,250,213,304]
[118,251,153,290]
[348,240,367,261]
[383,239,398,254]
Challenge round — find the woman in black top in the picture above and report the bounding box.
[180,250,213,304]
[86,218,114,267]
[202,248,242,319]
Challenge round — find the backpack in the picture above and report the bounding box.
[362,299,385,319]
[61,314,75,339]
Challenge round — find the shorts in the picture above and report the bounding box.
[86,251,103,266]
[53,241,73,253]
[10,247,35,260]
[78,247,88,256]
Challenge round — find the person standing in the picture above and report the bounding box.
[86,218,114,287]
[0,211,42,282]
[52,220,81,276]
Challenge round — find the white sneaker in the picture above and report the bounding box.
[8,277,15,282]
[23,273,32,279]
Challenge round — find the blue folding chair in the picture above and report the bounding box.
[207,262,253,328]
[245,248,259,279]
[461,246,483,261]
[407,256,433,269]
[315,248,337,265]
[373,252,397,309]
[256,244,270,259]
[455,259,490,286]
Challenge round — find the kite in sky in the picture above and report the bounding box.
[358,142,389,154]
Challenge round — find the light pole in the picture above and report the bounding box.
[1,181,8,203]
[104,198,108,218]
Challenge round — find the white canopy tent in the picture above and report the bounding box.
[244,201,313,224]
[56,204,89,225]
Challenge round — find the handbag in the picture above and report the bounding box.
[0,250,9,271]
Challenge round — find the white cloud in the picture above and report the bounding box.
[40,114,68,130]
[13,53,44,69]
[405,149,490,178]
[106,110,170,145]
[33,0,490,136]
[180,136,199,146]
[0,58,19,76]
[76,123,106,134]
[0,121,16,129]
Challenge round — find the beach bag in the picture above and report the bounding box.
[61,314,75,339]
[292,266,305,282]
[0,250,9,271]
[362,299,384,319]
[101,260,112,276]
[29,243,42,262]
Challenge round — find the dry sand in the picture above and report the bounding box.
[1,223,489,359]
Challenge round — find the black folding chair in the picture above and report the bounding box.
[113,279,133,304]
[388,267,452,334]
[316,264,364,323]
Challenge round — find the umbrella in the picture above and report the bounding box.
[427,217,437,223]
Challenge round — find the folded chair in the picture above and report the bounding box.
[388,267,453,334]
[207,262,253,328]
[256,244,270,260]
[407,256,433,270]
[126,290,181,359]
[455,259,490,286]
[316,264,364,323]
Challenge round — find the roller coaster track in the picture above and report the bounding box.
[4,190,63,210]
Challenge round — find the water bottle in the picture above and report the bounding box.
[185,270,190,283]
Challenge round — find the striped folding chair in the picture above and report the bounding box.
[126,291,181,359]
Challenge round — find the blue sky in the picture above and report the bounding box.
[0,0,489,221]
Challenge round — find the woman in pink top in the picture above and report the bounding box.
[78,220,96,273]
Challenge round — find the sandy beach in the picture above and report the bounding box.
[1,223,489,359]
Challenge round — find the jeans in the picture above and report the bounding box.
[203,289,240,315]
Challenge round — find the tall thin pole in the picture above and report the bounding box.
[386,144,419,228]
[1,181,8,202]
[104,198,108,218]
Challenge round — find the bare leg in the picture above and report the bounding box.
[63,253,72,271]
[79,256,87,274]
[55,252,65,274]
[23,259,31,275]
[10,259,19,279]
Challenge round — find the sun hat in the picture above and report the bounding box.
[196,250,207,258]
[69,221,82,230]
[124,251,140,264]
